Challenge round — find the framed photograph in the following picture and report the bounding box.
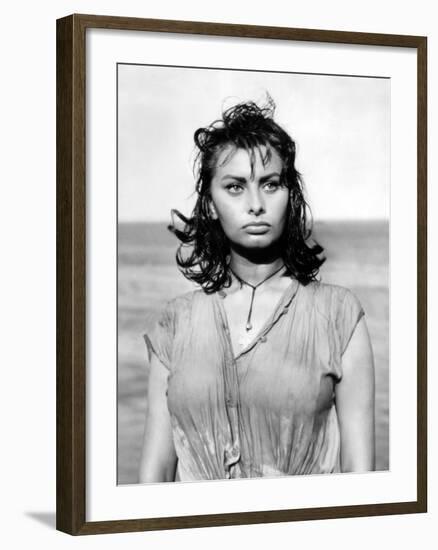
[56,14,427,535]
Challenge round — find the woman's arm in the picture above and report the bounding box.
[335,317,376,472]
[138,351,177,483]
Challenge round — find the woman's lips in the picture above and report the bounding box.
[243,223,270,234]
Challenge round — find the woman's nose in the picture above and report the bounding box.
[247,188,265,215]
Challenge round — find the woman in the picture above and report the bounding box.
[139,97,375,483]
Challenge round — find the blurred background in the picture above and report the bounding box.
[117,65,389,484]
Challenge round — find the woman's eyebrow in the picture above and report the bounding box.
[220,171,281,183]
[220,175,247,183]
[259,172,281,182]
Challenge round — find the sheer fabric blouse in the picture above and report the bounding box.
[143,279,365,481]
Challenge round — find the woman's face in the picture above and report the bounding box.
[209,145,289,250]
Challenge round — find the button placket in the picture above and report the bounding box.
[214,280,300,478]
[216,299,242,476]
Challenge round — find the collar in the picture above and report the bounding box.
[214,277,300,360]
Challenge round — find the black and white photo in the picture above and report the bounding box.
[117,65,389,484]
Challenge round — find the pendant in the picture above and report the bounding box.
[246,322,252,331]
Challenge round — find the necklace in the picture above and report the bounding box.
[229,263,286,332]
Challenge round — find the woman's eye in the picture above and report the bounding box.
[263,181,281,192]
[226,184,243,194]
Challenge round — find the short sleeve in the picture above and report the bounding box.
[143,301,175,371]
[336,288,365,355]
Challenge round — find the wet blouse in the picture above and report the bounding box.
[143,279,364,481]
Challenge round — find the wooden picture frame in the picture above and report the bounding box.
[56,13,427,535]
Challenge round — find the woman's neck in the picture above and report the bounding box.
[228,248,285,287]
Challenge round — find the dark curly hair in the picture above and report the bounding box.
[168,95,325,293]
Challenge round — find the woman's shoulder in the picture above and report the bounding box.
[159,288,206,315]
[304,280,358,299]
[299,280,364,318]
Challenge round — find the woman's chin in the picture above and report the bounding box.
[232,236,282,253]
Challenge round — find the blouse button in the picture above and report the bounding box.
[259,336,267,343]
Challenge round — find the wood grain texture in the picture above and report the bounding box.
[73,12,425,47]
[416,36,427,513]
[56,14,86,535]
[56,13,428,535]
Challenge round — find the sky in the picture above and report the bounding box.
[118,64,390,222]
